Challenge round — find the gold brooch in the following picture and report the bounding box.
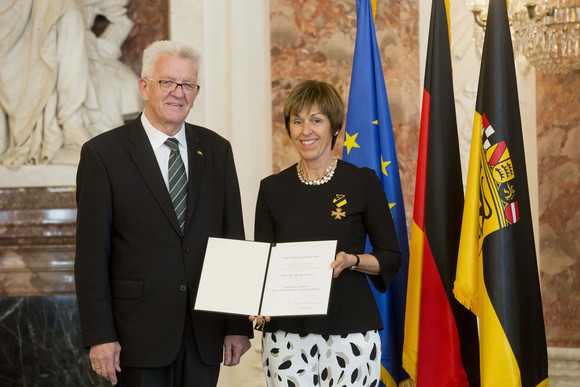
[333,194,347,207]
[331,208,346,220]
[331,194,347,220]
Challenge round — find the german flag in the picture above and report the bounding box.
[403,0,480,385]
[454,0,549,385]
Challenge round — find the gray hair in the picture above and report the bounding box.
[141,40,201,78]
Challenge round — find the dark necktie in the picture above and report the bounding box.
[165,138,188,232]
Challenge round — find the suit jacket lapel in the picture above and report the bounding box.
[185,123,205,230]
[127,119,183,235]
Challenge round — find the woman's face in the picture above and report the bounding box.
[288,104,334,165]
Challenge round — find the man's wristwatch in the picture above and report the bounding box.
[349,254,360,270]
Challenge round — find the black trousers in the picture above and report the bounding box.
[117,305,220,387]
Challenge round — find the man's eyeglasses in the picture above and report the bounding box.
[147,78,200,94]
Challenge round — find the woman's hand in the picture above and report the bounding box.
[249,315,271,325]
[249,315,271,332]
[331,251,358,278]
[331,251,381,277]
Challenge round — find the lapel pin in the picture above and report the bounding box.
[331,208,346,220]
[333,194,347,207]
[331,194,347,220]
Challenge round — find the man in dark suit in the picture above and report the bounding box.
[74,40,253,386]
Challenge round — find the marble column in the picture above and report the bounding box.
[0,296,109,386]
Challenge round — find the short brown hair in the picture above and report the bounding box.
[283,80,345,150]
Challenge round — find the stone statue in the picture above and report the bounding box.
[0,0,142,169]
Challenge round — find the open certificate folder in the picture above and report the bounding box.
[194,237,337,316]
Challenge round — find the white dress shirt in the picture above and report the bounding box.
[141,112,189,190]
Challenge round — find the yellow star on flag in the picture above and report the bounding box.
[389,202,396,209]
[381,155,391,177]
[343,132,360,155]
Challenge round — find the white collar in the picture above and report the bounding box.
[141,112,187,150]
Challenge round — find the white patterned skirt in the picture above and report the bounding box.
[261,330,381,387]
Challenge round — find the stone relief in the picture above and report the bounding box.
[0,0,143,170]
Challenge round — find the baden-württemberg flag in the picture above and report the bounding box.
[454,0,549,386]
[402,0,480,385]
[343,0,410,386]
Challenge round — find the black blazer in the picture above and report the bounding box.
[74,118,253,368]
[254,160,401,334]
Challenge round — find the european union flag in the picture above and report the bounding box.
[342,0,410,386]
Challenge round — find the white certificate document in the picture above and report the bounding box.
[194,237,336,316]
[260,240,336,316]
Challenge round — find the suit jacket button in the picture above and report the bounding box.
[179,285,187,292]
[183,247,191,253]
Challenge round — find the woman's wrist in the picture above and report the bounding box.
[349,254,360,270]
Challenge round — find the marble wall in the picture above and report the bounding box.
[114,0,169,75]
[270,0,420,220]
[0,296,108,386]
[537,71,580,349]
[269,0,579,353]
[0,188,76,296]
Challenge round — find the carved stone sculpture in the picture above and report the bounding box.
[0,0,142,169]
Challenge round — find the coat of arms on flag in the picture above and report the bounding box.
[480,113,520,241]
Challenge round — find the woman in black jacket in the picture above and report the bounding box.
[253,80,401,387]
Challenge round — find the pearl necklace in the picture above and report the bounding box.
[296,156,338,185]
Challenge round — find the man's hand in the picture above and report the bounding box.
[90,342,122,385]
[223,335,251,366]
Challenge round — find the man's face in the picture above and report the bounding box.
[139,54,198,135]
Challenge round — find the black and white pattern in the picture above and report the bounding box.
[262,330,381,387]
